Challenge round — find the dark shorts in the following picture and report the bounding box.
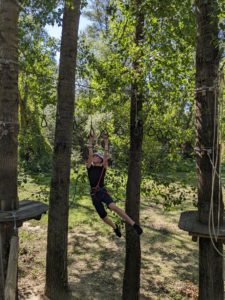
[90,187,114,219]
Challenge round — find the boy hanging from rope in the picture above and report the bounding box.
[86,132,143,237]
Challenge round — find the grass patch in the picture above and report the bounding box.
[18,167,200,299]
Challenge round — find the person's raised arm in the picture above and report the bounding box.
[102,133,109,168]
[86,134,94,168]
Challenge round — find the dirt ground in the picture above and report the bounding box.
[17,197,199,300]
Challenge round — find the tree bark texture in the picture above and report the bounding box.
[195,0,224,299]
[0,0,19,210]
[0,0,19,297]
[123,1,144,299]
[45,1,81,299]
[199,238,223,299]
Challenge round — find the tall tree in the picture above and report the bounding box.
[123,0,144,299]
[195,0,224,299]
[45,0,81,298]
[0,0,20,290]
[18,15,58,171]
[78,0,196,172]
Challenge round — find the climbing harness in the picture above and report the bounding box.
[91,166,106,194]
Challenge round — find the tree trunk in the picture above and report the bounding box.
[195,0,224,299]
[123,1,144,299]
[45,0,81,299]
[0,0,19,295]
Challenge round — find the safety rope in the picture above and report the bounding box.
[196,72,225,257]
[0,59,18,66]
[207,73,225,257]
[11,211,17,232]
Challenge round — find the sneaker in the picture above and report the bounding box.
[114,224,122,238]
[133,223,143,235]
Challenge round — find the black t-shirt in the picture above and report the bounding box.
[87,165,106,188]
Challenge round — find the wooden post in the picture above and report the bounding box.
[195,0,224,299]
[0,234,5,300]
[4,236,19,300]
[0,0,20,294]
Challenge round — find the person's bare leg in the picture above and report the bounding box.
[108,203,135,226]
[103,215,122,237]
[102,216,116,229]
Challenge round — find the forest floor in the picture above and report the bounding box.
[17,172,200,300]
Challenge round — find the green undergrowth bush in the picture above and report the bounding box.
[141,175,196,211]
[18,162,197,230]
[70,164,197,212]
